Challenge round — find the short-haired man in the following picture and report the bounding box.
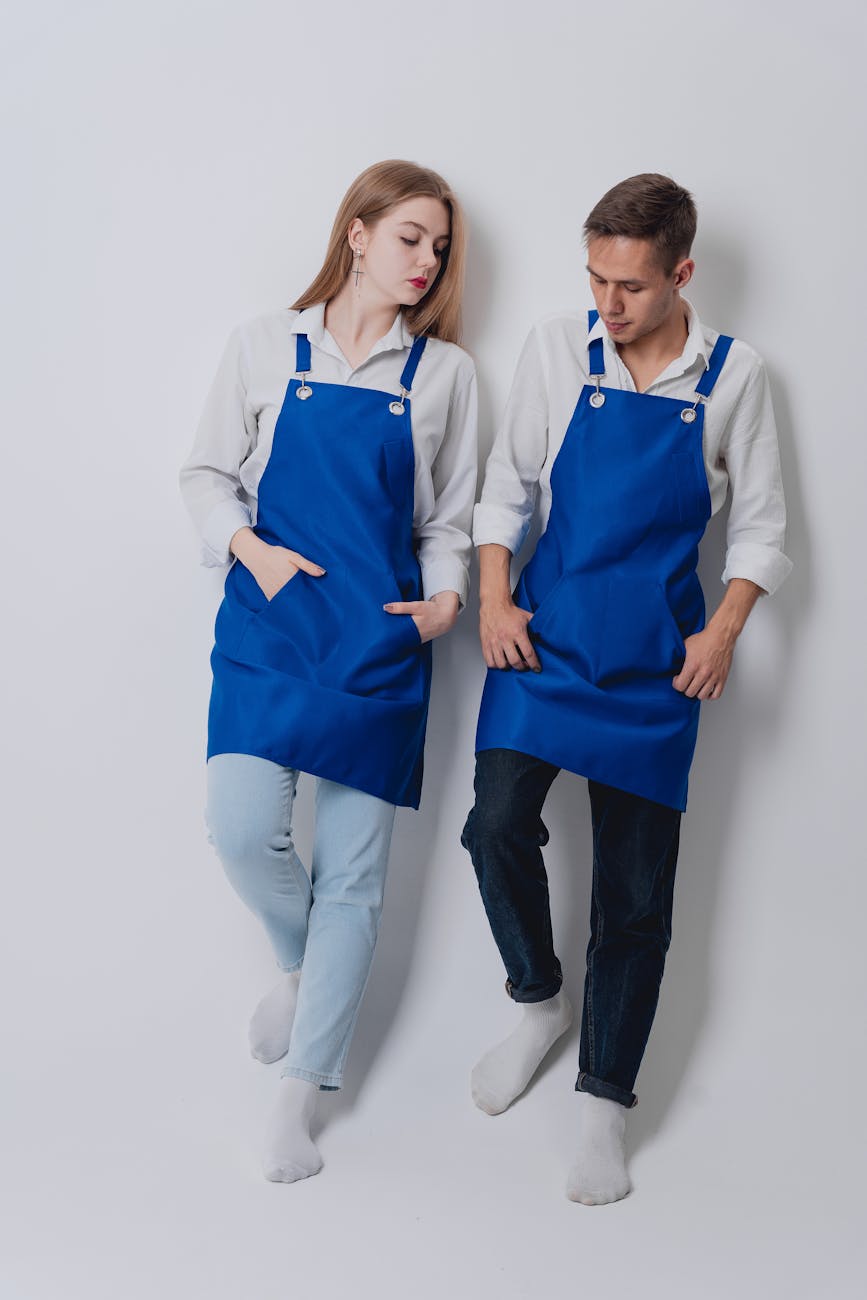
[462,174,791,1204]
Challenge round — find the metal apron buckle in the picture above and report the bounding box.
[680,394,705,423]
[389,386,410,415]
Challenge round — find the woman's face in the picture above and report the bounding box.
[353,196,451,307]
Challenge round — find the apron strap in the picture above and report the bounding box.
[399,335,428,392]
[587,309,605,378]
[694,333,734,398]
[295,332,312,374]
[680,333,735,423]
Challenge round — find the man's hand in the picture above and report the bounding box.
[672,577,764,700]
[230,527,325,600]
[383,589,460,644]
[672,626,735,700]
[476,541,541,671]
[480,597,541,671]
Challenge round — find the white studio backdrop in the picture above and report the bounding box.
[2,1,865,1297]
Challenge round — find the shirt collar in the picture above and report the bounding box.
[588,296,711,375]
[680,298,711,370]
[290,303,414,358]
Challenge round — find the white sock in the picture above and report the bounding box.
[262,1076,323,1183]
[471,989,573,1115]
[248,971,301,1063]
[566,1092,632,1205]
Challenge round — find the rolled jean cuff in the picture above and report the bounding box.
[575,1070,637,1109]
[505,962,563,1004]
[277,957,304,974]
[281,1065,341,1092]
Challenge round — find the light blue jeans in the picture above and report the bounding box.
[205,754,396,1089]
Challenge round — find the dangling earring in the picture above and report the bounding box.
[353,247,364,288]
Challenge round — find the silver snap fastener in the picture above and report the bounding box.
[680,407,697,423]
[589,392,606,409]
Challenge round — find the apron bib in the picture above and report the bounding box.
[476,310,733,811]
[208,330,433,809]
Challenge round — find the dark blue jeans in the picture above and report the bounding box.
[461,748,681,1108]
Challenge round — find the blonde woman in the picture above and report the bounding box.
[180,160,476,1182]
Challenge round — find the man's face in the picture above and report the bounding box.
[586,236,693,346]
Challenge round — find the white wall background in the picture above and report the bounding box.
[3,1,864,1296]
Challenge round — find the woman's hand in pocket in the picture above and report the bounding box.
[229,527,326,601]
[383,590,459,643]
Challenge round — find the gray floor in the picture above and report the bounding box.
[3,795,860,1300]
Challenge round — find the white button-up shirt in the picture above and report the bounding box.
[180,303,478,605]
[473,300,792,595]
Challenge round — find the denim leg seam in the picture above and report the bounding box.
[584,804,610,1076]
[648,825,679,946]
[329,927,382,1081]
[278,768,311,908]
[269,767,309,968]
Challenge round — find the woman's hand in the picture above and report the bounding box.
[383,589,460,644]
[229,527,325,601]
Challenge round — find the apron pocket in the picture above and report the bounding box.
[328,568,423,700]
[528,571,605,683]
[672,449,710,525]
[235,565,347,680]
[597,576,686,688]
[213,562,267,657]
[382,438,415,500]
[213,597,251,659]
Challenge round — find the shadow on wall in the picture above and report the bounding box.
[690,224,750,334]
[327,221,501,1115]
[461,197,498,368]
[327,614,474,1116]
[631,404,806,1149]
[329,221,809,1136]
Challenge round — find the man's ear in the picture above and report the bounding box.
[673,257,695,290]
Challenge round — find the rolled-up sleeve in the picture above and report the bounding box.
[415,368,478,606]
[473,327,548,557]
[720,358,793,595]
[179,327,258,567]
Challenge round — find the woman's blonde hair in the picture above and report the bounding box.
[291,159,466,344]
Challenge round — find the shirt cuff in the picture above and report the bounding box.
[419,556,469,609]
[721,542,793,596]
[472,502,530,556]
[200,499,253,568]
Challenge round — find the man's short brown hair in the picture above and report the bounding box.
[583,174,697,274]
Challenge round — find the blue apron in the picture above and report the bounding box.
[207,330,433,809]
[476,310,733,811]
